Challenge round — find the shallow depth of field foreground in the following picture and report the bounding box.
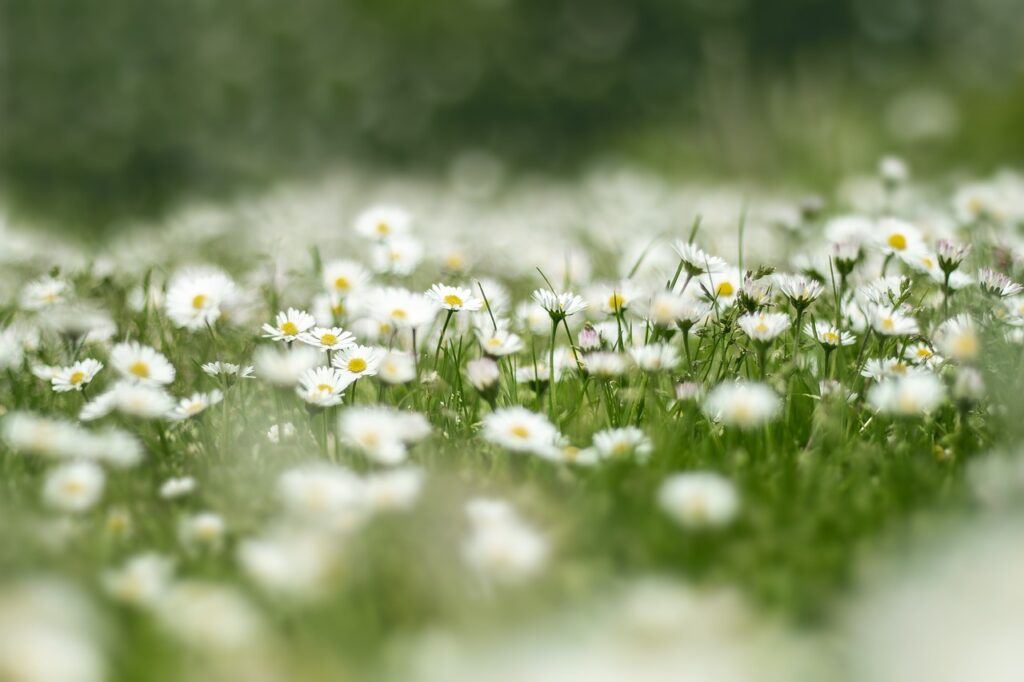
[3,166,1024,681]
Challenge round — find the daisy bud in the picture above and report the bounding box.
[578,324,601,351]
[937,240,970,275]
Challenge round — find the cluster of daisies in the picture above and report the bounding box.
[0,161,1023,678]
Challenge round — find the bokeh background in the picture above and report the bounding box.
[2,0,1023,232]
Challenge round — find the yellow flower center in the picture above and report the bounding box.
[280,321,299,336]
[510,425,530,439]
[881,318,894,331]
[333,276,350,292]
[69,371,85,384]
[824,331,839,344]
[716,281,734,297]
[332,303,345,316]
[316,383,333,393]
[192,294,207,309]
[755,322,768,333]
[347,358,367,373]
[129,362,150,378]
[487,337,502,348]
[952,334,979,359]
[608,293,626,311]
[63,480,85,495]
[887,233,907,250]
[916,348,932,358]
[186,402,205,415]
[445,253,464,270]
[391,308,407,320]
[376,221,390,235]
[444,294,464,307]
[320,333,337,346]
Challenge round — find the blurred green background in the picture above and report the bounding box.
[1,0,1023,231]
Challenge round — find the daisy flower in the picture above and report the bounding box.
[426,284,483,312]
[20,276,69,311]
[467,357,500,392]
[51,359,103,393]
[321,259,370,296]
[629,343,680,371]
[867,371,947,415]
[876,217,924,255]
[672,241,728,276]
[870,306,919,336]
[462,498,547,584]
[737,312,791,343]
[697,268,742,307]
[164,267,237,330]
[160,476,197,499]
[82,382,176,421]
[110,342,176,386]
[331,345,384,380]
[978,268,1023,298]
[365,287,439,330]
[262,308,316,342]
[475,328,524,357]
[904,343,940,366]
[103,553,175,606]
[169,390,224,421]
[804,322,856,349]
[937,240,971,274]
[531,289,588,322]
[371,235,423,275]
[296,367,352,407]
[583,351,630,378]
[253,345,320,387]
[201,361,255,380]
[354,205,411,240]
[590,280,642,316]
[934,314,979,362]
[377,350,417,385]
[482,406,560,456]
[337,407,430,465]
[43,461,105,513]
[861,358,911,381]
[31,364,60,381]
[364,467,425,512]
[775,274,824,310]
[857,276,909,307]
[703,381,781,429]
[658,472,739,529]
[591,426,653,462]
[298,326,356,352]
[179,512,226,552]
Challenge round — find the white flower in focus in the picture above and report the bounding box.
[673,241,728,276]
[876,217,924,256]
[201,361,254,379]
[51,359,103,393]
[804,321,856,349]
[262,308,316,342]
[775,273,824,308]
[331,344,384,380]
[298,326,356,352]
[703,381,781,429]
[43,461,105,513]
[426,283,483,312]
[532,289,588,321]
[659,472,740,529]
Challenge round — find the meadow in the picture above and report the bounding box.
[1,162,1024,681]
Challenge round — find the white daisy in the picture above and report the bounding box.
[876,217,924,255]
[296,367,352,407]
[164,267,237,330]
[109,342,176,386]
[364,287,439,330]
[254,345,321,387]
[262,308,316,342]
[168,390,224,421]
[426,283,483,312]
[377,350,417,385]
[51,359,103,393]
[629,343,680,371]
[658,472,739,529]
[371,235,423,275]
[737,312,791,343]
[475,328,524,357]
[868,371,947,415]
[870,306,919,336]
[201,361,255,379]
[321,259,370,296]
[43,461,105,513]
[934,314,979,362]
[298,326,356,352]
[672,241,728,276]
[531,289,588,321]
[804,322,856,349]
[160,476,196,499]
[338,407,430,465]
[481,407,559,456]
[331,344,384,380]
[20,276,69,311]
[591,426,653,462]
[354,205,411,239]
[703,381,781,429]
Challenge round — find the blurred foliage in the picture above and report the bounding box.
[1,0,1023,230]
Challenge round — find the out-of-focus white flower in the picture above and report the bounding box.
[43,461,105,513]
[867,371,946,415]
[703,381,781,429]
[179,512,226,551]
[337,406,430,465]
[591,426,652,462]
[160,476,196,499]
[168,390,223,420]
[482,407,560,457]
[110,341,176,386]
[462,497,547,584]
[165,267,238,330]
[254,345,320,387]
[658,471,740,529]
[103,553,175,606]
[354,205,411,240]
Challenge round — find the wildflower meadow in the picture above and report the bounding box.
[2,160,1024,680]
